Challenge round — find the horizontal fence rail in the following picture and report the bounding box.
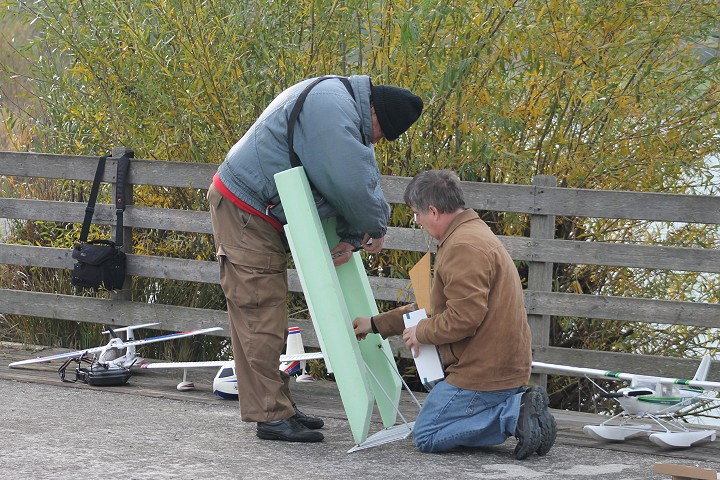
[1,150,719,380]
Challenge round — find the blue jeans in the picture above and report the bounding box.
[412,381,524,453]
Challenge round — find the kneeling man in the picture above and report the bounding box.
[353,170,556,458]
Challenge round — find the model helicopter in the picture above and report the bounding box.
[140,326,324,398]
[532,356,720,448]
[8,323,223,386]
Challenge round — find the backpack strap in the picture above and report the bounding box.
[287,76,355,169]
[114,154,131,246]
[78,153,132,246]
[79,156,108,243]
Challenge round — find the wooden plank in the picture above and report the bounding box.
[381,172,720,223]
[7,207,720,275]
[0,244,415,301]
[502,236,720,274]
[654,463,718,480]
[0,151,215,188]
[5,151,720,222]
[534,184,720,224]
[7,198,720,273]
[525,291,720,328]
[528,175,556,387]
[5,243,719,329]
[0,245,219,283]
[0,289,226,334]
[381,175,537,213]
[5,244,720,325]
[0,199,212,234]
[1,199,427,250]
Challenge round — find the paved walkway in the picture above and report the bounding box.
[2,343,720,479]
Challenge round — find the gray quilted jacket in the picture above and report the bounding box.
[217,75,390,244]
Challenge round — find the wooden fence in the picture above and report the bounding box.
[1,148,719,381]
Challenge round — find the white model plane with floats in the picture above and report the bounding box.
[8,322,223,369]
[140,326,324,398]
[533,356,720,448]
[8,322,223,385]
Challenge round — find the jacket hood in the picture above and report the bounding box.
[347,75,373,145]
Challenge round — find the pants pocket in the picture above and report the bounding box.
[219,243,287,309]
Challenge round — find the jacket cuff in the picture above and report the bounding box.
[340,237,362,249]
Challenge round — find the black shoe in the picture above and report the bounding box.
[527,386,557,456]
[514,388,542,460]
[256,417,324,442]
[293,407,324,430]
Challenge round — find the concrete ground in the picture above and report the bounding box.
[2,343,719,479]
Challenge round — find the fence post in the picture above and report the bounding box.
[111,146,134,302]
[528,175,556,388]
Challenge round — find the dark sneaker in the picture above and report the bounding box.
[514,388,542,460]
[293,406,324,430]
[256,416,324,442]
[527,386,557,456]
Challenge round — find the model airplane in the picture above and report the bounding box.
[532,356,720,448]
[8,322,224,386]
[8,323,223,369]
[140,326,324,398]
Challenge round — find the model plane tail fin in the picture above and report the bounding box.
[693,355,713,381]
[286,327,306,356]
[281,327,314,381]
[101,322,161,338]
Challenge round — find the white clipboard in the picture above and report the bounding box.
[403,308,444,388]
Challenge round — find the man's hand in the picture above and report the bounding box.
[352,316,372,341]
[403,325,420,358]
[362,234,384,254]
[330,235,385,266]
[330,241,356,266]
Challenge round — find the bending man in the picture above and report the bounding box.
[209,75,423,443]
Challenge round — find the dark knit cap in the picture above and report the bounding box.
[371,85,423,141]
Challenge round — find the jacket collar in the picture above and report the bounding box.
[438,209,479,247]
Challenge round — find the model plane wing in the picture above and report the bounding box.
[8,327,223,368]
[112,327,223,349]
[280,352,324,362]
[140,352,324,370]
[101,322,161,335]
[532,360,720,391]
[8,346,112,367]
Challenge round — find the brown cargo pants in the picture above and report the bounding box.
[208,184,295,422]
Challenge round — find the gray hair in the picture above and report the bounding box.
[403,169,465,214]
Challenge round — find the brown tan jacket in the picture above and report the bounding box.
[374,209,532,391]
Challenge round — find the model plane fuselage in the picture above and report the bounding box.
[615,386,704,416]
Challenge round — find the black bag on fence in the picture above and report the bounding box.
[71,154,131,291]
[71,239,126,290]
